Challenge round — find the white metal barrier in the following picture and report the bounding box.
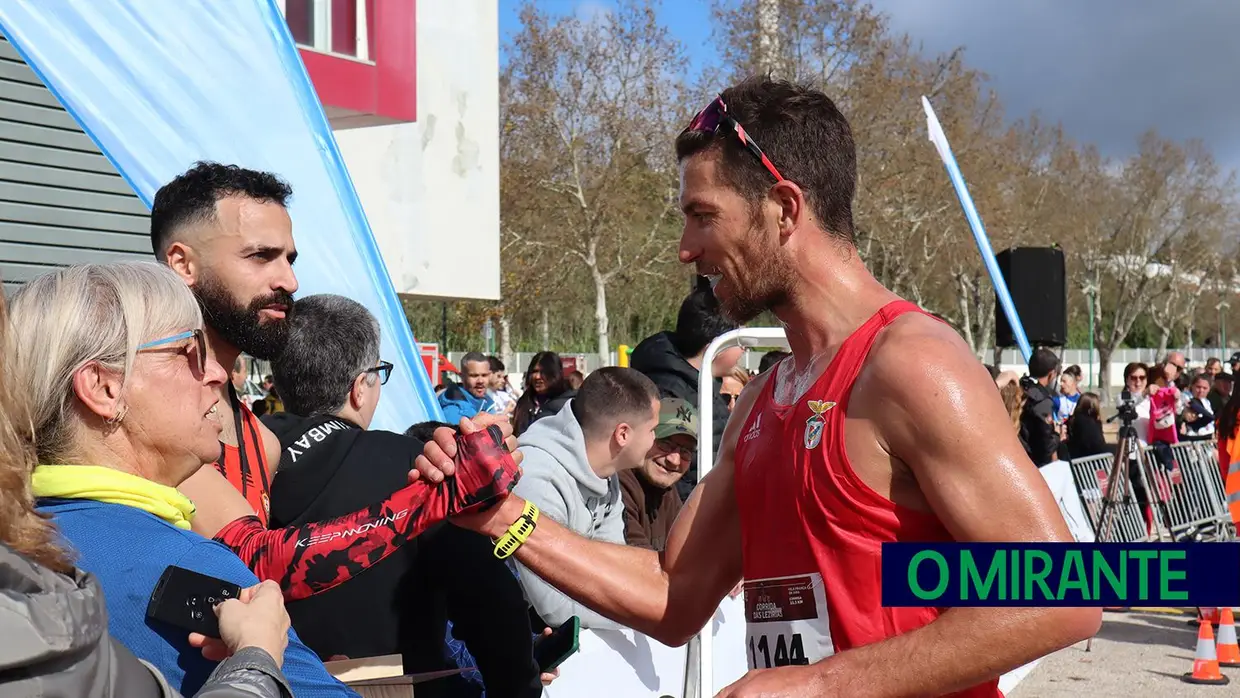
[694,328,791,696]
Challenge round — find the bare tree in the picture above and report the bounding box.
[502,1,690,361]
[1058,135,1235,400]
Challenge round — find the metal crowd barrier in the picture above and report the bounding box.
[1068,451,1149,543]
[1067,440,1236,543]
[1162,441,1235,541]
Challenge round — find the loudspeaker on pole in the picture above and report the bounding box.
[994,247,1067,348]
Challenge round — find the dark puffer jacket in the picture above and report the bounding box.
[629,331,731,500]
[1019,378,1060,467]
[0,543,291,698]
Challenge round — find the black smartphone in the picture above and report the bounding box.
[533,616,580,674]
[146,565,243,639]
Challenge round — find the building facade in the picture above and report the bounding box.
[0,0,500,304]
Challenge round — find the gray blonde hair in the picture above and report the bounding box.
[7,261,203,464]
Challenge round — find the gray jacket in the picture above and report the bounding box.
[0,543,292,698]
[512,402,625,630]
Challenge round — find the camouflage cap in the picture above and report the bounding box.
[655,398,698,441]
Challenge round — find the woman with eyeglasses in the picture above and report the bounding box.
[1119,362,1152,444]
[7,262,353,697]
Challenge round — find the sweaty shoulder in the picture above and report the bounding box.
[860,311,987,397]
[856,311,1010,448]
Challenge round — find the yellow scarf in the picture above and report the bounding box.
[32,465,196,530]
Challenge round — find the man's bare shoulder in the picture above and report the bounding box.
[255,415,284,473]
[857,311,997,415]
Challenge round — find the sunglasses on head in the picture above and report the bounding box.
[683,95,785,183]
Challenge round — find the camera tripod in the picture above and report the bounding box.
[1087,415,1175,652]
[1094,419,1169,544]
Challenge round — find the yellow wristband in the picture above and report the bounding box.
[493,500,539,559]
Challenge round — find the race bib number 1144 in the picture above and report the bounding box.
[743,573,835,670]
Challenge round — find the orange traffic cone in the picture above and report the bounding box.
[1182,618,1230,685]
[1217,608,1240,668]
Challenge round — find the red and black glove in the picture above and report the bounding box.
[216,424,521,600]
[447,424,521,516]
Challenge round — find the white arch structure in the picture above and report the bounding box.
[693,328,792,694]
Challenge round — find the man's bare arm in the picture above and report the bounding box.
[808,320,1101,696]
[451,379,763,645]
[181,466,258,537]
[259,420,283,475]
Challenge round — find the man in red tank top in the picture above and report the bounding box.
[442,77,1101,696]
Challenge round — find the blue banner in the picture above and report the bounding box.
[882,543,1240,607]
[0,0,443,432]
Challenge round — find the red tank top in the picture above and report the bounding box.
[215,394,272,526]
[733,300,1001,698]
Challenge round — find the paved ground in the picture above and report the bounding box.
[1010,608,1236,697]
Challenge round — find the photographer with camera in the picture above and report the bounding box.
[1019,348,1062,467]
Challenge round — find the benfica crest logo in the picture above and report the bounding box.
[803,400,837,449]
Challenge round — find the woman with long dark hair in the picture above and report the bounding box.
[1066,393,1109,459]
[512,352,575,436]
[1215,387,1240,485]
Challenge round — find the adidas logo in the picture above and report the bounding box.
[743,412,763,443]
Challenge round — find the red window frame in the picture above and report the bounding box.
[295,0,416,123]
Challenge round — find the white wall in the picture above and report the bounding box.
[333,0,500,301]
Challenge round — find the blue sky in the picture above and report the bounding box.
[499,0,713,75]
[498,0,1240,174]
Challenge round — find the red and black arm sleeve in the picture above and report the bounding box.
[214,426,519,601]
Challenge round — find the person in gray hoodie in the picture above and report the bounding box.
[0,543,295,698]
[511,367,661,630]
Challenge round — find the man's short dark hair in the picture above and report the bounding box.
[673,282,737,358]
[675,76,857,243]
[488,356,504,372]
[460,352,489,369]
[1028,348,1060,380]
[273,294,380,417]
[405,421,454,443]
[150,161,293,256]
[572,367,659,439]
[759,350,790,375]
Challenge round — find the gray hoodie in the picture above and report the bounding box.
[0,543,291,698]
[512,401,625,630]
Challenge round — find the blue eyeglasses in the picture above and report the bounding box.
[137,329,206,375]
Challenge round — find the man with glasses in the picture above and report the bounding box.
[263,293,546,697]
[432,77,1098,697]
[619,398,697,552]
